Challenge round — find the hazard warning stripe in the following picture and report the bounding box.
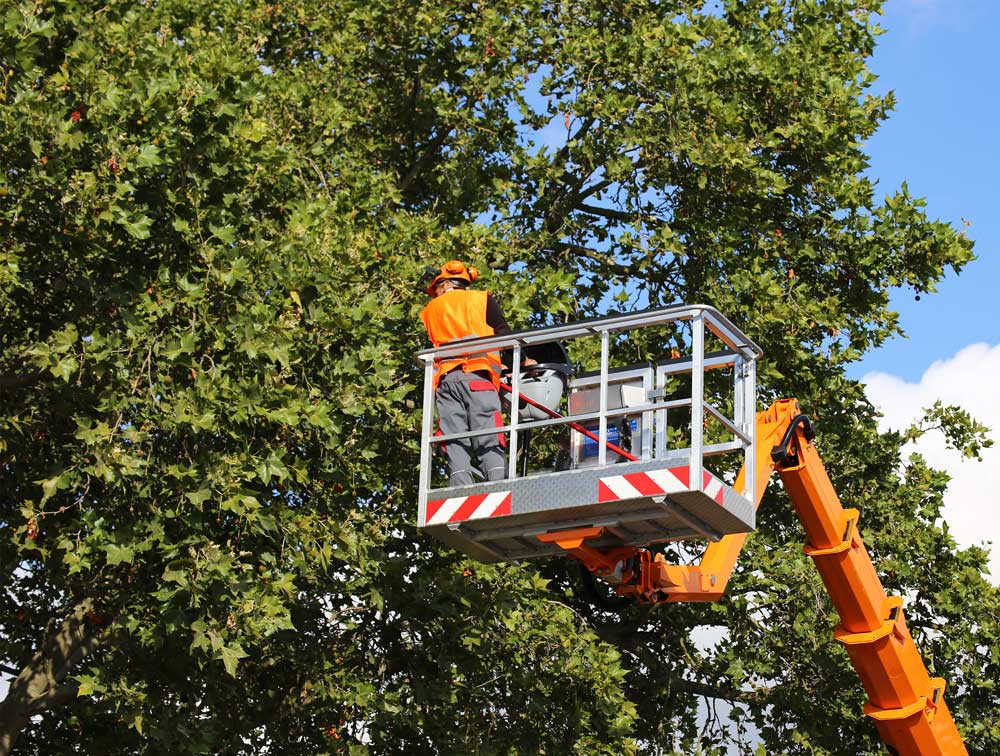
[425,490,512,526]
[703,472,723,503]
[598,466,725,505]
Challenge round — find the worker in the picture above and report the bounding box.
[419,260,532,486]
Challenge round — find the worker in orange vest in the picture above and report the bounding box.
[420,260,533,486]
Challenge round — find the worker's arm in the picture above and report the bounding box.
[486,293,511,335]
[487,294,536,368]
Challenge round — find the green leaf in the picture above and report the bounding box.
[52,323,79,352]
[218,642,249,677]
[186,488,212,506]
[38,473,63,504]
[103,543,135,566]
[53,355,79,382]
[258,454,289,483]
[74,674,106,697]
[136,143,162,168]
[210,224,237,244]
[120,213,153,240]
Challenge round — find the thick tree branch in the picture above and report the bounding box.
[398,126,453,194]
[0,370,46,393]
[576,202,635,223]
[24,683,80,716]
[542,174,630,235]
[577,202,667,229]
[553,242,633,278]
[574,177,616,205]
[591,621,768,706]
[541,116,601,234]
[669,677,768,706]
[0,599,106,756]
[553,116,597,165]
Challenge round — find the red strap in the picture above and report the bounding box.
[469,380,497,392]
[493,411,507,448]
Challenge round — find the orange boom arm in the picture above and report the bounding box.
[547,399,968,756]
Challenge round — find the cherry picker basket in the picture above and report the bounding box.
[415,305,762,563]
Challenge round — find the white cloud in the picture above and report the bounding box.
[863,342,1000,580]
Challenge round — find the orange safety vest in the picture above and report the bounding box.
[420,289,503,389]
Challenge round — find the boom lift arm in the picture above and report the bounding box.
[548,399,968,756]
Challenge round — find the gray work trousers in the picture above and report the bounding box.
[436,369,507,487]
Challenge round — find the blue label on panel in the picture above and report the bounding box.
[582,419,637,458]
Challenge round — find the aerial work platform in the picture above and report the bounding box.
[416,305,970,755]
[416,305,763,562]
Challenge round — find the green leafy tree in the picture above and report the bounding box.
[1,1,996,754]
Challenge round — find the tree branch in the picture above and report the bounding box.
[541,115,601,234]
[542,175,622,235]
[669,677,768,706]
[24,683,80,716]
[574,177,616,204]
[0,370,46,393]
[397,126,453,194]
[576,202,634,223]
[588,620,768,706]
[553,115,597,165]
[552,242,633,278]
[572,151,649,207]
[0,599,106,756]
[577,202,666,229]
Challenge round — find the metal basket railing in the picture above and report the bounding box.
[416,304,762,515]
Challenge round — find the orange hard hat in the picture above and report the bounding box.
[420,260,479,295]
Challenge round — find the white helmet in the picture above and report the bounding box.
[516,342,572,422]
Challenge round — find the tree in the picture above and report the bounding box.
[1,0,996,754]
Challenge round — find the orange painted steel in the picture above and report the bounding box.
[535,527,638,582]
[602,397,798,603]
[775,402,968,755]
[543,398,968,755]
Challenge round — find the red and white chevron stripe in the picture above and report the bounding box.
[597,466,724,504]
[425,490,512,526]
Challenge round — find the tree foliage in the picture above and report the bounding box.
[1,0,997,754]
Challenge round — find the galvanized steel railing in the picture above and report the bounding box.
[416,304,762,508]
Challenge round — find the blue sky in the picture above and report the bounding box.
[854,0,998,381]
[859,0,1000,578]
